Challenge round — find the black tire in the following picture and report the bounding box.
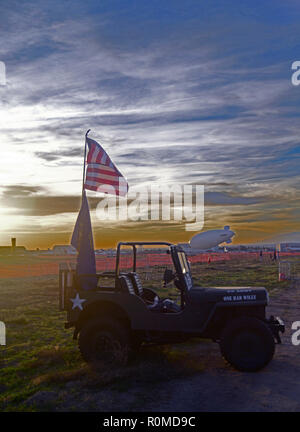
[220,316,275,372]
[78,317,131,368]
[131,333,143,351]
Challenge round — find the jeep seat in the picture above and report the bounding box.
[118,275,136,295]
[128,272,181,313]
[128,272,144,297]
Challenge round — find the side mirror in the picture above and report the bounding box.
[163,269,175,286]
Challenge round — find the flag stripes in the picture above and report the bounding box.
[84,137,128,196]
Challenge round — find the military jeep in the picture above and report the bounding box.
[59,242,284,372]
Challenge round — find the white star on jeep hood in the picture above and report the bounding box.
[71,293,86,310]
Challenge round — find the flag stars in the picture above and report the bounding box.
[71,293,86,310]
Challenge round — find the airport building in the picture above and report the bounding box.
[279,243,300,252]
[227,244,276,252]
[52,245,77,255]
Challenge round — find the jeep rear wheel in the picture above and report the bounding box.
[78,317,130,368]
[220,316,275,372]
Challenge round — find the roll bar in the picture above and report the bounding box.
[115,241,173,277]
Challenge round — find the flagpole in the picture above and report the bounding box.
[82,129,91,198]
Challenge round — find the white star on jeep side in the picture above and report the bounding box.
[71,293,86,310]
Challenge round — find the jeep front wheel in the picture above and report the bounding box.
[220,316,275,372]
[78,317,130,368]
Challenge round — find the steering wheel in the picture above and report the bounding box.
[162,269,185,309]
[163,268,176,287]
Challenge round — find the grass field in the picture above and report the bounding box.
[0,258,292,411]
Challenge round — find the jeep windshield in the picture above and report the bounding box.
[177,251,191,275]
[172,248,193,291]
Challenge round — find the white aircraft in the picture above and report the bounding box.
[190,226,235,250]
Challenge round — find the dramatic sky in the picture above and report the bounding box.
[0,0,299,249]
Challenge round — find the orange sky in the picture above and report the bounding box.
[3,209,298,250]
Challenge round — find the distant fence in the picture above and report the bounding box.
[278,258,300,284]
[0,251,299,279]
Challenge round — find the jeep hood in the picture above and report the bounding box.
[187,286,268,305]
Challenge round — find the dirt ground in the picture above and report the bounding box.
[141,283,300,412]
[49,283,300,413]
[1,274,299,412]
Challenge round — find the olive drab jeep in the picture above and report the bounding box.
[59,242,284,372]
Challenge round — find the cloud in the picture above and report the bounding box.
[1,185,46,197]
[205,192,263,206]
[266,231,300,243]
[35,147,83,162]
[0,0,299,246]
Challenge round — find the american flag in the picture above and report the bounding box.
[84,137,128,196]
